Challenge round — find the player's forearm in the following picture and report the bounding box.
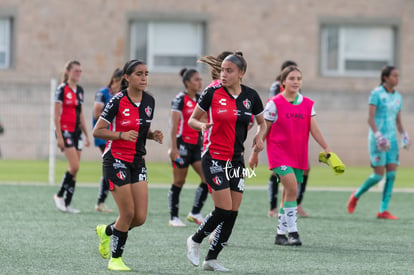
[188,117,203,131]
[79,114,89,138]
[93,126,120,140]
[310,118,329,151]
[368,118,379,133]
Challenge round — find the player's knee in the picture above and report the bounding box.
[120,208,135,224]
[69,165,79,175]
[173,180,185,187]
[131,214,146,227]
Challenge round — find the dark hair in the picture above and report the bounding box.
[380,65,397,85]
[62,60,81,83]
[179,68,198,88]
[223,51,247,73]
[276,60,297,81]
[198,51,233,80]
[120,59,146,90]
[106,68,123,88]
[280,66,302,88]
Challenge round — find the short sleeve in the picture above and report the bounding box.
[368,88,380,106]
[171,93,184,112]
[95,88,106,105]
[100,96,119,124]
[197,87,214,112]
[311,106,316,116]
[264,100,277,122]
[251,89,264,116]
[54,84,65,103]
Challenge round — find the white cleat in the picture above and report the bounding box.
[187,212,204,225]
[54,194,67,212]
[66,205,80,214]
[202,260,230,272]
[169,217,186,227]
[95,203,113,213]
[186,236,200,266]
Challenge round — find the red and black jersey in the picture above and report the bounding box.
[171,91,201,145]
[55,83,84,132]
[198,84,264,161]
[100,90,155,163]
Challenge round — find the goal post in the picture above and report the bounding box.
[48,78,57,185]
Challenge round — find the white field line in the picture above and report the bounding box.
[1,181,414,193]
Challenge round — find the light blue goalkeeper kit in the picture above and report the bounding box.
[368,85,402,165]
[356,85,402,212]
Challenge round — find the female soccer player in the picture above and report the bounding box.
[168,68,208,227]
[268,60,310,218]
[53,60,90,214]
[347,65,410,220]
[186,52,266,271]
[250,66,330,246]
[93,59,163,271]
[92,68,123,212]
[267,60,297,217]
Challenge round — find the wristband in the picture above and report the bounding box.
[119,132,122,139]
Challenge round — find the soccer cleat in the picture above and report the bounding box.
[96,224,110,259]
[169,217,186,227]
[347,191,359,214]
[202,260,230,272]
[377,211,398,220]
[187,212,204,225]
[297,204,309,217]
[186,236,200,266]
[95,203,113,213]
[108,257,131,271]
[54,194,67,212]
[287,232,302,246]
[66,205,80,214]
[274,234,289,245]
[268,208,278,217]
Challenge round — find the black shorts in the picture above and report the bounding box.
[201,151,245,193]
[61,129,83,151]
[103,151,147,190]
[173,137,202,168]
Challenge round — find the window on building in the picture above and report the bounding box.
[130,21,205,72]
[321,25,396,76]
[0,18,11,69]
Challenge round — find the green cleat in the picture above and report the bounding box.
[108,257,131,271]
[96,224,110,259]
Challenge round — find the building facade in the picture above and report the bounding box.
[0,0,413,166]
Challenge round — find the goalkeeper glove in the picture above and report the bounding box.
[401,132,411,150]
[374,131,390,152]
[318,152,345,175]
